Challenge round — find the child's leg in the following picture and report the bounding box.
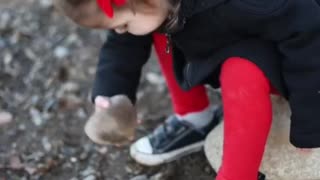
[216,57,273,180]
[129,34,221,166]
[152,33,210,115]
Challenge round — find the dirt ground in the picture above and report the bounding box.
[0,0,220,179]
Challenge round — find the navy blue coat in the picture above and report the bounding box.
[93,0,320,148]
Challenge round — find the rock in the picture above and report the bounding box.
[95,146,108,155]
[83,175,96,180]
[25,166,37,175]
[24,48,38,61]
[3,51,13,65]
[58,95,82,110]
[204,96,320,180]
[54,46,69,59]
[9,155,23,170]
[125,165,133,174]
[0,38,6,48]
[84,95,137,145]
[41,137,52,152]
[80,166,96,177]
[61,82,80,93]
[39,0,53,9]
[29,108,43,126]
[70,157,77,163]
[150,173,164,180]
[0,111,13,126]
[65,33,79,45]
[145,72,165,86]
[130,175,148,180]
[0,12,10,29]
[18,124,26,131]
[76,108,87,119]
[79,152,88,161]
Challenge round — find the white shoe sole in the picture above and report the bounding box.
[130,141,205,166]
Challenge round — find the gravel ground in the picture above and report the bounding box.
[0,1,220,179]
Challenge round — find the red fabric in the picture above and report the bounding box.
[152,33,210,115]
[96,0,126,18]
[217,57,274,180]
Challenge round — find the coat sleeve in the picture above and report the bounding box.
[91,31,153,104]
[222,0,320,147]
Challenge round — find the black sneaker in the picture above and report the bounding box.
[130,105,223,166]
[258,172,266,180]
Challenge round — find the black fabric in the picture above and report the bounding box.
[93,0,320,148]
[91,31,152,103]
[171,0,320,148]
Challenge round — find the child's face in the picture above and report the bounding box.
[79,1,169,35]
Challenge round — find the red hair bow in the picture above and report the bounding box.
[96,0,126,18]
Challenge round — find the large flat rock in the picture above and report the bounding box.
[204,96,320,180]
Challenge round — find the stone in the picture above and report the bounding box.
[29,108,43,126]
[84,95,137,145]
[54,46,69,59]
[145,72,165,85]
[41,137,52,152]
[83,175,96,180]
[130,175,148,180]
[204,96,320,180]
[39,0,53,9]
[0,111,13,126]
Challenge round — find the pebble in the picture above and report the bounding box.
[61,82,80,93]
[145,72,165,85]
[3,52,13,65]
[79,152,88,161]
[70,157,77,163]
[29,108,43,126]
[150,173,163,180]
[83,175,96,180]
[96,146,108,155]
[81,166,96,177]
[39,0,53,8]
[130,175,148,180]
[0,12,10,29]
[41,137,52,152]
[0,111,13,126]
[54,46,69,59]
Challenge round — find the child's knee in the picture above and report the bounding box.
[220,57,271,96]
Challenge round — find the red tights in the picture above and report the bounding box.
[153,34,275,180]
[217,57,277,180]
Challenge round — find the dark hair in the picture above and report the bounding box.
[164,0,181,32]
[55,0,181,31]
[63,0,90,6]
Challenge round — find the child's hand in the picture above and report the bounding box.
[95,96,110,109]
